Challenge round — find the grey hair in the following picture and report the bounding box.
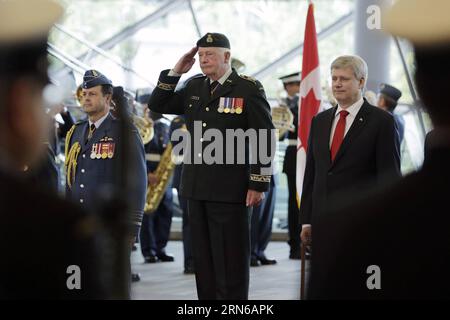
[219,47,231,66]
[331,55,368,88]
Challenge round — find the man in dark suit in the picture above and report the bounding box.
[149,32,274,299]
[308,0,450,299]
[0,0,103,299]
[299,55,401,246]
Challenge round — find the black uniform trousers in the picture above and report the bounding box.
[140,190,173,257]
[251,180,276,259]
[188,199,250,300]
[178,194,193,269]
[287,172,301,255]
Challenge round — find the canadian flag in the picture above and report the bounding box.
[297,2,322,205]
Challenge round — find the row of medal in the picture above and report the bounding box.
[217,97,244,114]
[90,140,115,159]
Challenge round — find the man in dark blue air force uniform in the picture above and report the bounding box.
[149,33,275,300]
[64,70,147,259]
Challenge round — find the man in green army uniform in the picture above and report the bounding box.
[149,32,275,300]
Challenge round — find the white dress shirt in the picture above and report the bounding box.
[329,97,364,148]
[88,112,109,129]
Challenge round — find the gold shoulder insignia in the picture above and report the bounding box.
[239,74,257,85]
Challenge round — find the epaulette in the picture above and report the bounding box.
[186,73,206,84]
[239,74,257,85]
[75,119,87,126]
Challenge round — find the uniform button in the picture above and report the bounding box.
[81,169,85,173]
[189,104,192,108]
[198,153,202,158]
[200,138,204,142]
[202,122,207,127]
[80,199,84,203]
[205,107,210,111]
[82,154,86,158]
[80,184,84,188]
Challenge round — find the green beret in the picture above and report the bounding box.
[196,33,230,49]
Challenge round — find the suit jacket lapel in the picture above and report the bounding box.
[331,101,371,166]
[318,106,337,169]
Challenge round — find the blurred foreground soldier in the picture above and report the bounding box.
[0,0,102,299]
[24,143,59,193]
[308,0,450,299]
[377,83,405,145]
[279,72,303,259]
[149,32,274,299]
[65,71,147,288]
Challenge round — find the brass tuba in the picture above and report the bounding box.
[144,142,176,214]
[271,104,294,138]
[132,113,154,145]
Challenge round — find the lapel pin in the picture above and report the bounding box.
[359,118,363,122]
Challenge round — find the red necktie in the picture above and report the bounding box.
[330,110,349,161]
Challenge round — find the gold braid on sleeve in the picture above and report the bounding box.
[64,125,81,189]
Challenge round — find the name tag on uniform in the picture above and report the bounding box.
[190,95,200,100]
[91,136,115,159]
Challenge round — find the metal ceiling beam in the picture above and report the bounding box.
[48,42,91,75]
[54,0,186,76]
[251,11,354,80]
[52,24,155,86]
[188,0,202,37]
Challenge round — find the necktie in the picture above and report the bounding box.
[330,110,349,161]
[86,123,96,144]
[210,81,219,96]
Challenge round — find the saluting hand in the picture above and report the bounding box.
[173,47,198,74]
[246,190,265,207]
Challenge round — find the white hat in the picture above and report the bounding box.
[279,72,301,84]
[0,0,63,44]
[385,0,450,47]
